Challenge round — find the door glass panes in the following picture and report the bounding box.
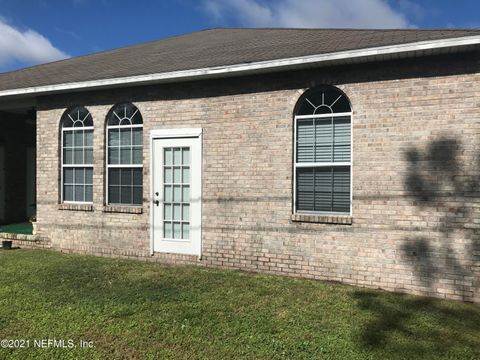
[163,147,190,239]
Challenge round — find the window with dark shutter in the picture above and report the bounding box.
[294,86,352,214]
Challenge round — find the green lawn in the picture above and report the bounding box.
[0,250,479,360]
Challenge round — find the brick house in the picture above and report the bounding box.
[0,28,478,302]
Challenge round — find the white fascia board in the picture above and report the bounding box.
[0,35,479,99]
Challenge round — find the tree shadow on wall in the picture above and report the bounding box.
[353,136,480,354]
[401,137,479,299]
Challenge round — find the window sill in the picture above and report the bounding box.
[291,213,352,225]
[103,205,143,214]
[58,203,94,212]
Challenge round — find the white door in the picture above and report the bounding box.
[152,135,202,256]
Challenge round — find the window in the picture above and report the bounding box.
[294,86,352,214]
[106,103,143,206]
[61,106,94,203]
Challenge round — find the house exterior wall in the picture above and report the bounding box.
[35,51,480,302]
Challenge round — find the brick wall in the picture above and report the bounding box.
[35,51,480,302]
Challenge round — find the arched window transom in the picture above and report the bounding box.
[107,102,143,126]
[294,86,352,214]
[106,103,143,206]
[296,87,351,115]
[61,106,94,203]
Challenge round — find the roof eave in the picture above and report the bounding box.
[0,34,479,100]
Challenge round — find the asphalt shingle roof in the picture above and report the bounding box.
[0,28,479,92]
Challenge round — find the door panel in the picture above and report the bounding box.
[152,137,201,255]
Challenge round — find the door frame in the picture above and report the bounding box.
[149,128,203,256]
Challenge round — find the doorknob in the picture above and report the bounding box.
[153,192,160,206]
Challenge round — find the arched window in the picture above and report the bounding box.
[106,102,143,206]
[294,86,352,214]
[61,106,94,203]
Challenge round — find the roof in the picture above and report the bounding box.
[0,28,479,97]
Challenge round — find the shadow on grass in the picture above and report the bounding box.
[353,290,480,357]
[2,250,480,359]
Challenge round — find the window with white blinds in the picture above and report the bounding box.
[294,86,352,214]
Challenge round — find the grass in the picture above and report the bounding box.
[0,250,479,360]
[0,222,33,235]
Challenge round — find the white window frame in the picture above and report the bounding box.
[105,106,143,207]
[61,110,94,205]
[293,111,353,216]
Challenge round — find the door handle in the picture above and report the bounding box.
[153,192,160,206]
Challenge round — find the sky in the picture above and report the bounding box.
[0,0,478,72]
